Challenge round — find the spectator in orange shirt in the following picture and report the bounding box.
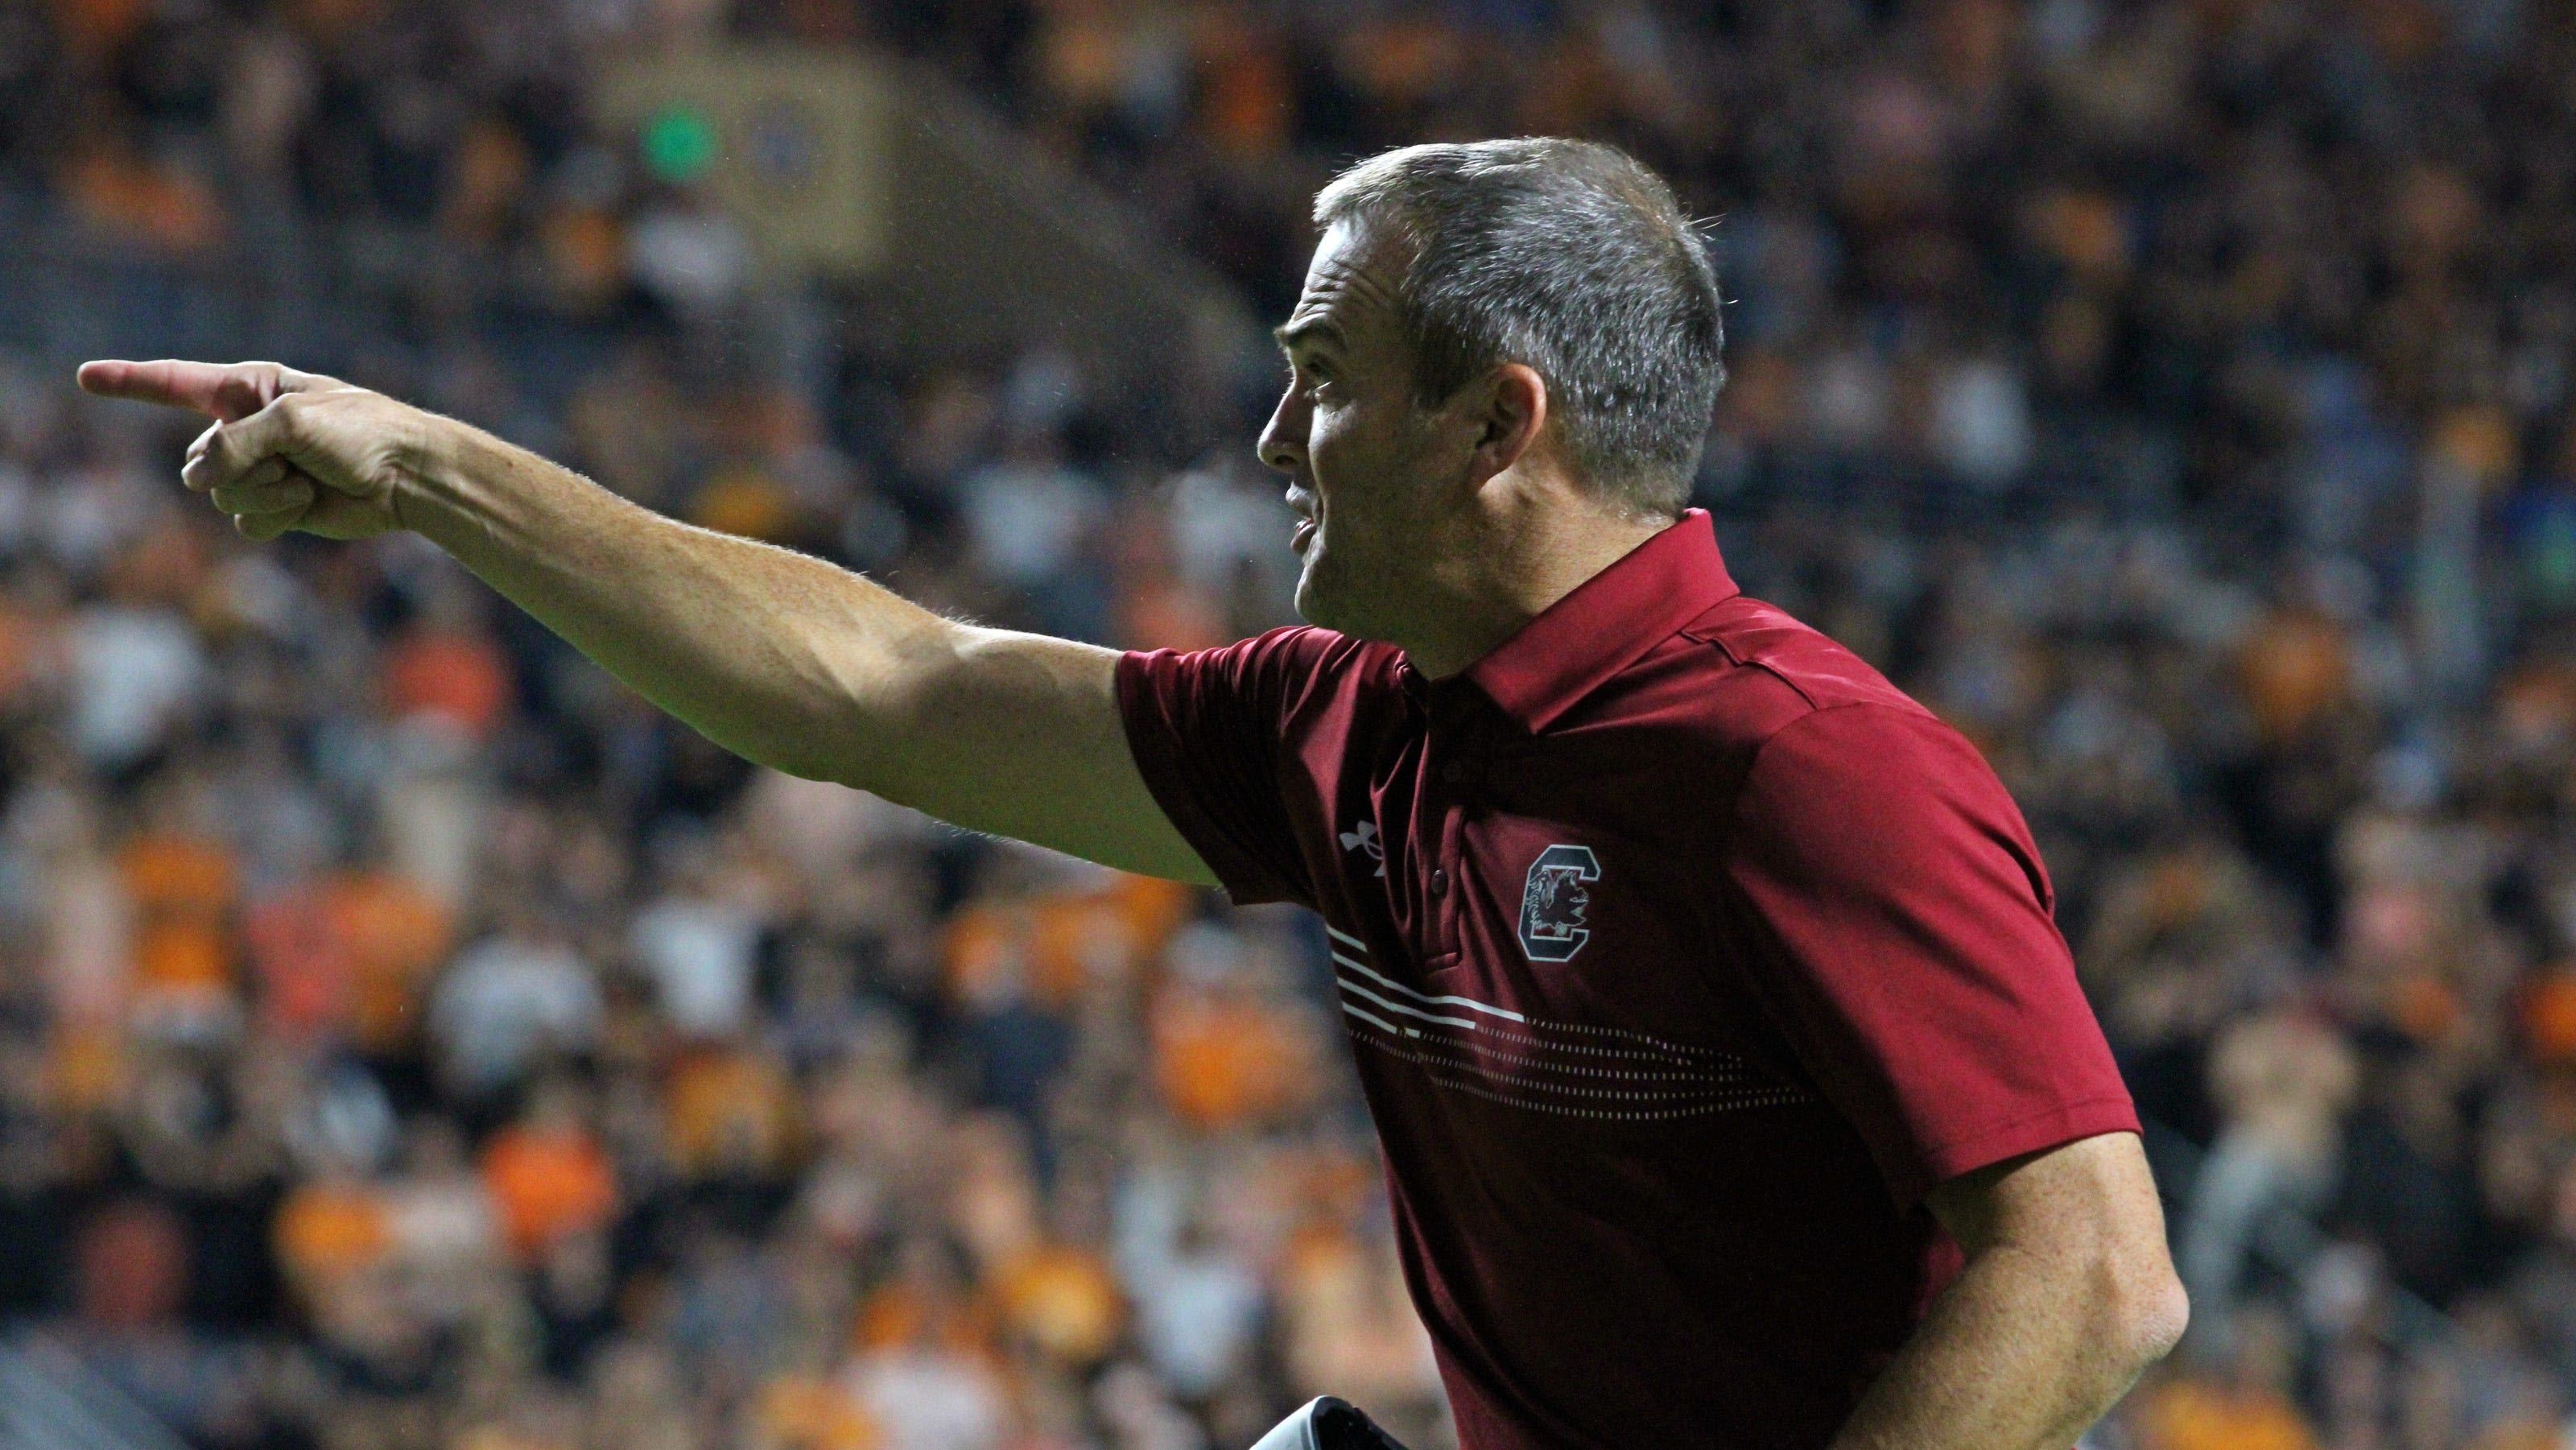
[118,799,242,1038]
[379,581,512,741]
[480,1078,617,1264]
[1147,923,1321,1134]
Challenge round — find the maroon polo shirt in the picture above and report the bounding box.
[1116,510,2137,1449]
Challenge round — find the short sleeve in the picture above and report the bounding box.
[1115,628,1325,908]
[1721,704,2139,1212]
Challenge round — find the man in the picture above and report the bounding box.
[81,138,2185,1448]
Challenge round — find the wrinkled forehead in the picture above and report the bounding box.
[1281,220,1411,353]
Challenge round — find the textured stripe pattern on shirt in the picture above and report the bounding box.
[1323,923,1814,1122]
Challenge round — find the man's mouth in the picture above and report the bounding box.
[1287,487,1318,554]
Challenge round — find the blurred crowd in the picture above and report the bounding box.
[0,332,1422,1450]
[14,0,2576,1448]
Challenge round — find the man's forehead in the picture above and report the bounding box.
[1281,222,1403,345]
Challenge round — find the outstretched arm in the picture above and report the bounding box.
[1829,1131,2187,1450]
[77,359,1218,885]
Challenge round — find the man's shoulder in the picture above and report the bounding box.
[1641,593,1935,746]
[1662,599,2026,833]
[1125,626,1409,751]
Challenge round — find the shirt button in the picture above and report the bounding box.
[1430,867,1450,897]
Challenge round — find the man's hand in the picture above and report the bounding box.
[76,359,419,540]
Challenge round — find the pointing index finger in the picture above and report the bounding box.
[76,360,304,423]
[79,360,223,413]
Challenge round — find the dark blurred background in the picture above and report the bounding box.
[4,2,2576,1448]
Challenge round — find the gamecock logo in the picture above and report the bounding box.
[1517,844,1600,962]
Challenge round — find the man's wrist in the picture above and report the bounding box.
[391,407,493,539]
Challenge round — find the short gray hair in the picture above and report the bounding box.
[1313,138,1724,516]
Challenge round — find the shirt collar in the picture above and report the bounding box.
[1445,508,1740,733]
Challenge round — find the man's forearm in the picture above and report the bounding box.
[398,416,952,785]
[1829,1239,2174,1450]
[76,357,1210,879]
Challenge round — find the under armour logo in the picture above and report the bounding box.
[1338,820,1386,878]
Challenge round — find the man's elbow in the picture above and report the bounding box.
[2103,1253,2189,1372]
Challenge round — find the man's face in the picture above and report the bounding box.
[1259,221,1472,638]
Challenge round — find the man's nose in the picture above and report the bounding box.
[1257,386,1307,475]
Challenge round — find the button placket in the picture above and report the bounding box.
[1417,684,1482,964]
[1437,790,1469,956]
[1432,729,1473,959]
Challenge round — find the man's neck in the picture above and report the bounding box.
[1398,496,1672,680]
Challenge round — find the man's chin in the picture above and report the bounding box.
[1292,560,1342,632]
[1291,573,1327,628]
[1292,559,1379,639]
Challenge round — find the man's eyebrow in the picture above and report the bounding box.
[1273,317,1344,353]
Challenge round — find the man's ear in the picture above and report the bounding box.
[1468,363,1550,484]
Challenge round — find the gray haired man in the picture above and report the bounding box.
[82,138,2182,1449]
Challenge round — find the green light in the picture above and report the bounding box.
[641,106,717,183]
